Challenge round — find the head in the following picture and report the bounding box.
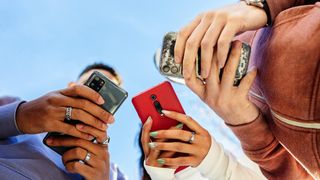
[68,63,122,87]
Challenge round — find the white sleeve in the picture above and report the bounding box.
[196,137,266,180]
[144,161,175,180]
[144,161,207,180]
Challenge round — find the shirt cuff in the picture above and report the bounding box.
[144,161,175,180]
[227,112,275,152]
[0,100,25,138]
[196,136,230,178]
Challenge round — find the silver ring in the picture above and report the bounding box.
[102,136,110,145]
[84,152,91,163]
[65,107,72,121]
[188,132,196,144]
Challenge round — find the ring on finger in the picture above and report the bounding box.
[84,151,91,163]
[188,132,196,144]
[101,136,110,146]
[65,107,72,121]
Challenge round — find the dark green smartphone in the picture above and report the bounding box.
[43,71,128,155]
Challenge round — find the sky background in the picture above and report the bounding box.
[0,0,261,179]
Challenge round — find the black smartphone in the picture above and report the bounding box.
[43,71,128,155]
[159,32,251,86]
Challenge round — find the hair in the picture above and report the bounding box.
[79,62,122,85]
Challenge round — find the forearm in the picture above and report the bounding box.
[196,137,265,180]
[0,100,25,139]
[228,112,312,179]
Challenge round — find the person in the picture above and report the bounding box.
[173,0,319,179]
[0,63,127,180]
[140,43,266,179]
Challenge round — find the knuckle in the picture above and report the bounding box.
[218,38,227,48]
[178,28,189,39]
[178,158,187,165]
[201,39,211,50]
[175,144,183,152]
[75,148,83,157]
[186,39,196,49]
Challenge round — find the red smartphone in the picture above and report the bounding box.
[132,81,188,173]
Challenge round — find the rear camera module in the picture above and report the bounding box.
[162,65,170,73]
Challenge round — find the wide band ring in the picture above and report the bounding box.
[65,107,72,121]
[102,136,110,145]
[84,152,91,163]
[188,132,196,144]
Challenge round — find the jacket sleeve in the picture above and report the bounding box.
[0,97,24,139]
[228,112,313,179]
[266,0,309,23]
[196,137,266,180]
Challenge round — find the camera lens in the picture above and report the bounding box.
[90,83,95,87]
[150,94,157,100]
[171,66,179,74]
[94,77,100,81]
[162,65,170,73]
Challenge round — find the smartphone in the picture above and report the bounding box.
[159,32,251,86]
[132,81,188,173]
[43,71,128,155]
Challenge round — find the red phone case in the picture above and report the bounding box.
[132,81,188,173]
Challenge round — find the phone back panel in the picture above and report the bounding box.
[132,81,185,131]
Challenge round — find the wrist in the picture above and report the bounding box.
[239,1,268,30]
[16,102,30,134]
[226,104,260,126]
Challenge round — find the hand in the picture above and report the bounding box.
[16,84,113,140]
[144,110,211,168]
[141,117,178,169]
[46,137,109,180]
[185,41,259,125]
[174,1,267,79]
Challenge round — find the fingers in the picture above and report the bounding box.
[46,136,104,156]
[62,96,112,123]
[72,108,107,131]
[156,157,195,167]
[238,68,257,95]
[184,65,205,99]
[65,161,95,178]
[161,110,204,134]
[150,129,195,143]
[200,17,224,78]
[141,117,153,157]
[149,142,194,154]
[60,85,104,105]
[62,147,98,167]
[182,15,212,79]
[221,41,242,90]
[49,122,94,140]
[175,15,202,64]
[76,123,107,143]
[217,23,238,68]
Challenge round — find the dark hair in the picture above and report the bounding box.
[79,62,122,85]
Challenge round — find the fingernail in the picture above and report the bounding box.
[46,138,53,145]
[146,116,152,124]
[219,61,224,69]
[161,110,170,115]
[176,123,184,129]
[149,131,158,137]
[76,124,84,130]
[88,135,95,140]
[157,159,165,165]
[98,96,105,104]
[148,142,157,149]
[108,116,114,124]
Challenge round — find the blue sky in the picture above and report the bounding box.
[0,0,262,179]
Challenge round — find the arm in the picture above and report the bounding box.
[228,112,312,179]
[0,98,24,138]
[196,137,265,180]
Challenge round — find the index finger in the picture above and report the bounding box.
[161,110,205,134]
[174,15,202,64]
[60,85,104,105]
[141,117,153,157]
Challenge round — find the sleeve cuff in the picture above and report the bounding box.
[227,112,275,152]
[144,161,175,180]
[0,100,25,138]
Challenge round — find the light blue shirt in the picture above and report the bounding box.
[0,98,127,180]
